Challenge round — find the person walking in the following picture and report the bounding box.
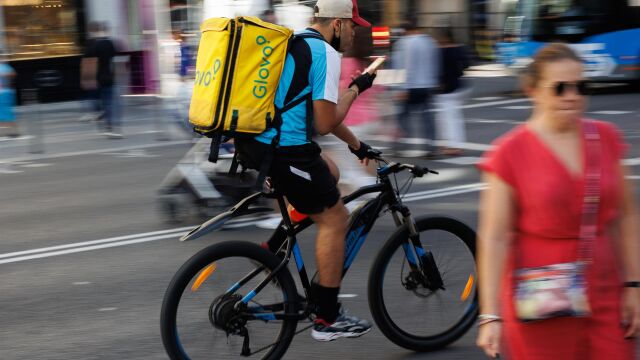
[434,27,469,156]
[85,22,120,138]
[476,43,640,359]
[391,18,439,157]
[0,58,17,137]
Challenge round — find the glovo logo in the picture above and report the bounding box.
[252,35,274,99]
[194,59,221,87]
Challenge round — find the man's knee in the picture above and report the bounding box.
[311,201,348,231]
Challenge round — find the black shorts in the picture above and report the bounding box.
[235,138,340,215]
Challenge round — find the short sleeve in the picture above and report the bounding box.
[310,42,340,104]
[477,139,517,187]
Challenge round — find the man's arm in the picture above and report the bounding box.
[313,85,359,135]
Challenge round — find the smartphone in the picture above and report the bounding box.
[364,57,386,75]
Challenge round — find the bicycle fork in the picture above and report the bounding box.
[392,209,445,291]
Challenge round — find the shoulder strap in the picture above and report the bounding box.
[578,120,601,263]
[294,32,326,42]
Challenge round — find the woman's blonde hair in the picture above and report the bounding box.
[521,43,582,90]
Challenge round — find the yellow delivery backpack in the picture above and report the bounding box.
[189,16,293,136]
[188,16,325,186]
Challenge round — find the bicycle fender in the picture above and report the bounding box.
[180,192,273,241]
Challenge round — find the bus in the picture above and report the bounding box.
[496,0,640,81]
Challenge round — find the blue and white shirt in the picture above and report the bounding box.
[255,28,340,146]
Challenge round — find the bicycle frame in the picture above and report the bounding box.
[195,164,440,323]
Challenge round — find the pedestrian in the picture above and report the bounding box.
[476,43,640,359]
[391,17,439,157]
[0,57,17,137]
[85,22,120,138]
[434,27,470,156]
[80,21,101,123]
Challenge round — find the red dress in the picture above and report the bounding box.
[479,119,635,359]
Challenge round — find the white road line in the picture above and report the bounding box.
[589,111,632,115]
[0,140,192,164]
[472,97,505,101]
[500,105,532,110]
[461,98,529,109]
[0,226,195,259]
[0,183,486,265]
[623,158,640,166]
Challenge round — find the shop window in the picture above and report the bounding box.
[2,0,81,60]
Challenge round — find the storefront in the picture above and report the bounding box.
[2,0,86,103]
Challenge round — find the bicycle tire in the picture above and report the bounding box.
[161,241,299,360]
[368,216,478,352]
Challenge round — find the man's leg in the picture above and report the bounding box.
[420,89,436,153]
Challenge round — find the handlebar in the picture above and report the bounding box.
[374,156,439,178]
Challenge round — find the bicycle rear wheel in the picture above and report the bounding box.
[161,241,299,360]
[368,216,478,352]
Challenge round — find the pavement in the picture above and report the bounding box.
[1,67,639,359]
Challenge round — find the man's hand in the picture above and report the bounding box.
[348,141,381,166]
[348,72,377,95]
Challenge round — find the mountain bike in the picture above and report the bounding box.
[160,155,478,359]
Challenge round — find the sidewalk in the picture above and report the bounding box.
[0,94,193,161]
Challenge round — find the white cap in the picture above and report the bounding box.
[313,0,371,27]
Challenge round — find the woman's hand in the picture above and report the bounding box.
[622,287,640,338]
[477,321,502,358]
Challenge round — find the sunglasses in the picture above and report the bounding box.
[547,81,588,96]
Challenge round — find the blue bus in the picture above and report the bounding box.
[497,0,640,81]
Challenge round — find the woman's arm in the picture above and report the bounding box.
[476,172,515,358]
[618,165,640,338]
[619,165,640,281]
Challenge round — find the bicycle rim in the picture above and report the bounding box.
[161,241,298,360]
[369,217,478,351]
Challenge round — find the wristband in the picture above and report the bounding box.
[478,314,502,321]
[346,87,359,97]
[624,281,640,288]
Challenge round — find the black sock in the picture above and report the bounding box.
[311,283,340,323]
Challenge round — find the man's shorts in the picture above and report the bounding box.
[235,138,340,215]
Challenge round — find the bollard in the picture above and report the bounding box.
[22,88,44,154]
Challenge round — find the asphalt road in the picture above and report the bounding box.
[1,72,639,359]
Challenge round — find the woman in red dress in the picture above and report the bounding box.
[475,43,640,359]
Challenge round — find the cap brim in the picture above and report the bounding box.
[352,16,371,27]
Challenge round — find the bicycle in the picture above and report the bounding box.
[160,155,478,359]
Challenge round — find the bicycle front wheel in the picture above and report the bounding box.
[368,216,478,352]
[161,241,299,360]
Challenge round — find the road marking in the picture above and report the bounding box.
[98,307,118,312]
[589,111,632,115]
[623,158,640,166]
[0,183,486,265]
[500,105,532,110]
[0,140,192,165]
[20,163,52,168]
[73,282,91,285]
[627,176,640,180]
[461,98,529,109]
[0,164,22,174]
[472,97,505,101]
[103,149,158,158]
[435,156,481,165]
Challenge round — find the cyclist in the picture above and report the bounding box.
[236,0,380,342]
